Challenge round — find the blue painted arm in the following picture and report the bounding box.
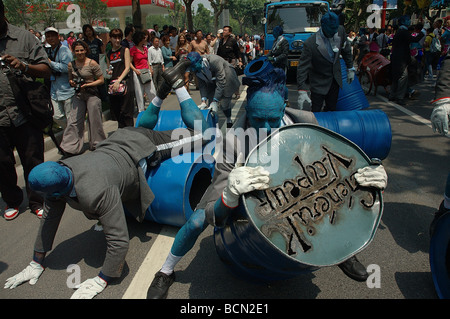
[180,99,208,133]
[137,102,160,129]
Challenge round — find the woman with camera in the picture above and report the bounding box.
[106,28,134,128]
[59,40,106,157]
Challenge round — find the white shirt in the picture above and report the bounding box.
[148,45,164,65]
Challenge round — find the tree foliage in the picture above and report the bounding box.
[4,0,107,29]
[4,0,69,29]
[74,0,108,26]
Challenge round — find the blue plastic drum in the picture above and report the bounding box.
[135,109,217,227]
[429,211,450,299]
[315,109,392,160]
[145,152,215,227]
[337,59,370,111]
[244,56,274,78]
[136,109,217,132]
[214,124,384,282]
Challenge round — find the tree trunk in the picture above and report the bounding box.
[183,0,194,31]
[132,0,142,30]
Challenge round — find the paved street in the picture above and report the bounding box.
[0,75,448,302]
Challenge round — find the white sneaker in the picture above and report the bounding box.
[4,207,19,221]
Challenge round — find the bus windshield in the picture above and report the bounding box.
[267,3,328,34]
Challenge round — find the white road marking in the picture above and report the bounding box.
[122,226,178,299]
[373,93,432,128]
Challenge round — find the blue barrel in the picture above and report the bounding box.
[214,124,384,282]
[429,211,450,299]
[135,110,217,227]
[136,109,217,132]
[336,59,370,111]
[244,56,274,78]
[315,109,392,160]
[136,109,217,156]
[145,152,215,227]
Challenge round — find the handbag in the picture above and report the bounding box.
[138,68,152,84]
[108,79,127,95]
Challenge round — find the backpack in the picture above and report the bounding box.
[429,35,442,53]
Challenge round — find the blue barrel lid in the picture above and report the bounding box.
[242,124,384,267]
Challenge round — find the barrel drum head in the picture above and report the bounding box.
[243,124,383,267]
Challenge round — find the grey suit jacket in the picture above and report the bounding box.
[33,127,159,277]
[196,108,318,227]
[297,26,352,95]
[195,54,241,101]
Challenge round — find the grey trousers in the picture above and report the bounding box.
[60,91,107,155]
[152,64,164,91]
[389,67,408,101]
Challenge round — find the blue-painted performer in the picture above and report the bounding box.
[3,60,209,299]
[267,25,289,106]
[186,51,240,128]
[146,66,388,299]
[429,48,450,234]
[296,12,354,112]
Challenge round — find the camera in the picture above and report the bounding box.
[0,57,7,68]
[74,77,85,93]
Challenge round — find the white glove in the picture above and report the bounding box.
[222,153,270,208]
[94,221,103,231]
[198,101,208,110]
[430,98,450,137]
[209,101,219,113]
[347,68,355,84]
[355,165,388,189]
[297,90,311,110]
[4,261,44,289]
[70,276,107,299]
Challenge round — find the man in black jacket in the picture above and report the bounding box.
[388,16,425,105]
[217,26,243,68]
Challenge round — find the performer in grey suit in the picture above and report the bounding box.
[267,25,290,106]
[267,25,289,71]
[296,12,354,112]
[146,67,387,299]
[187,51,240,127]
[3,60,207,299]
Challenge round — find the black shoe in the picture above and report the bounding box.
[156,81,172,100]
[146,271,175,299]
[338,256,368,282]
[162,60,191,89]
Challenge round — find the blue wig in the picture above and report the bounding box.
[244,67,286,102]
[187,51,202,65]
[29,161,73,197]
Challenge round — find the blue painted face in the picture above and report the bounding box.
[190,59,203,72]
[321,12,339,38]
[273,26,283,39]
[187,52,203,72]
[246,91,285,138]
